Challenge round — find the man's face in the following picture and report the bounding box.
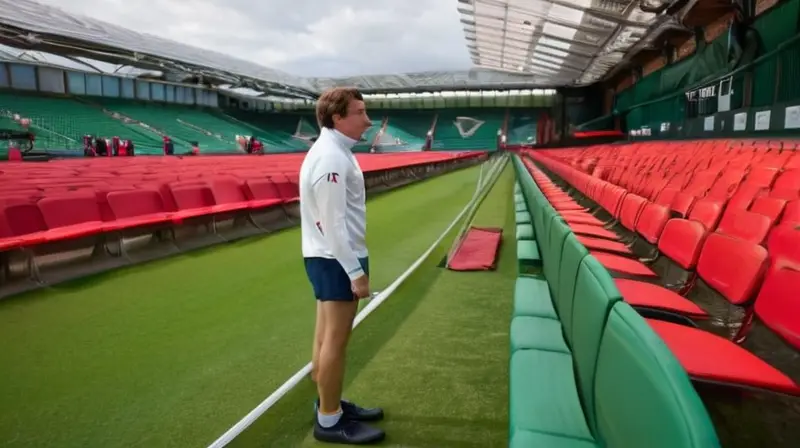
[334,99,372,141]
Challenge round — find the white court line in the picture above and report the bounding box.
[205,155,506,448]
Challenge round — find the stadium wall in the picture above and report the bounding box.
[575,0,796,140]
[0,64,219,108]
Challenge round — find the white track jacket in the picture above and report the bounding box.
[299,127,368,280]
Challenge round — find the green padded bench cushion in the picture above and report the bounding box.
[514,183,521,194]
[516,224,534,240]
[515,211,532,224]
[510,349,595,442]
[517,240,540,263]
[515,202,528,213]
[514,192,525,203]
[513,276,557,319]
[510,316,570,353]
[510,430,597,448]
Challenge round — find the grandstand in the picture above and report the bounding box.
[1,0,799,447]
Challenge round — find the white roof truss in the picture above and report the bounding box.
[458,0,671,85]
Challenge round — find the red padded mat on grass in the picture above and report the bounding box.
[448,226,503,271]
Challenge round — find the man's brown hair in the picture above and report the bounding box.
[316,87,364,129]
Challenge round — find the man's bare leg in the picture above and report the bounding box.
[311,301,326,383]
[316,299,358,414]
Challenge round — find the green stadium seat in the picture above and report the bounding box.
[509,153,720,448]
[516,223,534,240]
[514,202,528,213]
[509,348,594,442]
[515,211,531,224]
[516,240,541,270]
[593,303,721,447]
[510,429,596,448]
[510,316,570,353]
[512,276,557,319]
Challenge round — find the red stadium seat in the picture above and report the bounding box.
[270,174,299,203]
[781,200,800,226]
[208,177,252,214]
[749,197,787,222]
[716,209,774,245]
[657,219,708,270]
[670,192,697,217]
[243,178,283,209]
[37,193,106,240]
[647,227,800,396]
[169,183,220,221]
[106,189,173,228]
[635,202,670,245]
[695,233,769,305]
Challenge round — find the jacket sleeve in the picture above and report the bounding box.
[312,157,365,280]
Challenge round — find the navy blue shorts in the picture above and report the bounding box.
[304,257,369,301]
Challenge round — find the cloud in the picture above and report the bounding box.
[33,0,472,77]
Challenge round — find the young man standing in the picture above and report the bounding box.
[299,87,385,445]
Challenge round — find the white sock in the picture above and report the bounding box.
[317,408,343,428]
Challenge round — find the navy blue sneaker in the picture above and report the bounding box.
[314,399,384,422]
[313,414,385,445]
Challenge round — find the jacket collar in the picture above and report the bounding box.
[320,127,358,150]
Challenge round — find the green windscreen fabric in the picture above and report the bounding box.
[614,35,738,115]
[754,0,800,53]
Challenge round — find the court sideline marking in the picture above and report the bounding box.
[206,154,507,448]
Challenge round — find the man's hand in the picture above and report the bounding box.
[351,274,370,299]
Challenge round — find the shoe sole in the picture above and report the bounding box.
[313,431,386,445]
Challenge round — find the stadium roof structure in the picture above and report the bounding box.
[457,0,687,85]
[0,0,558,98]
[0,0,690,98]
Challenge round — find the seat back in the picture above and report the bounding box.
[635,202,670,244]
[570,255,623,434]
[745,166,779,188]
[657,218,708,270]
[271,174,299,200]
[670,192,696,217]
[556,234,589,341]
[245,178,282,201]
[544,216,570,293]
[4,202,48,235]
[696,232,769,306]
[749,197,787,222]
[169,184,215,210]
[781,200,800,226]
[687,199,723,231]
[38,193,102,228]
[716,209,774,244]
[107,189,166,219]
[755,226,800,349]
[594,303,721,448]
[210,177,248,204]
[619,194,647,232]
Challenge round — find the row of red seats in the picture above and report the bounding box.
[519,149,799,397]
[0,151,486,177]
[0,175,295,252]
[0,151,486,254]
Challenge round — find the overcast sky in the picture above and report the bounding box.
[34,0,473,78]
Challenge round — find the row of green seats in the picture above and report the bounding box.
[0,92,165,152]
[508,154,719,447]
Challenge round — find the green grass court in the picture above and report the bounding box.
[0,161,516,447]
